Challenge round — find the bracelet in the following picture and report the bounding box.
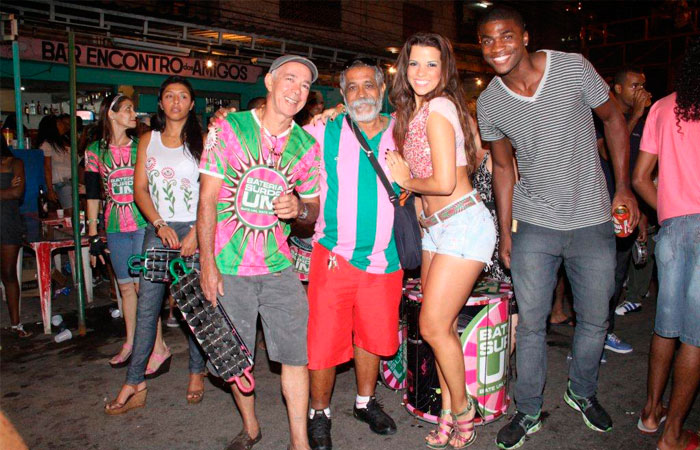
[153,219,166,229]
[86,218,99,225]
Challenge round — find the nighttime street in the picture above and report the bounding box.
[1,279,698,449]
[1,1,700,449]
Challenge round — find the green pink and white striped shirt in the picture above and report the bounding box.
[304,114,400,274]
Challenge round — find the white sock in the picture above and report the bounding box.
[309,407,331,419]
[355,395,371,409]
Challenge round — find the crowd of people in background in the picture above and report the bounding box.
[0,4,698,450]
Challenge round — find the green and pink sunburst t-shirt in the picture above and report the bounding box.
[199,110,321,276]
[85,140,147,233]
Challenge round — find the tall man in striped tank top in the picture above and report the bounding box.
[303,60,402,450]
[475,7,640,449]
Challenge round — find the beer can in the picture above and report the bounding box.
[613,205,632,237]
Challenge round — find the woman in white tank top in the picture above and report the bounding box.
[105,76,207,414]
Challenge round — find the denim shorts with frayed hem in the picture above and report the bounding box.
[107,228,145,284]
[421,198,496,265]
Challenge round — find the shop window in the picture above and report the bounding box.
[403,3,433,39]
[279,0,341,28]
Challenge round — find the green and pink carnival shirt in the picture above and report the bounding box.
[199,109,321,276]
[85,139,146,233]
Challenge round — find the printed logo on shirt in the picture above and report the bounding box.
[235,166,288,230]
[107,167,135,204]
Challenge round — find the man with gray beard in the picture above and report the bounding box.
[302,59,402,450]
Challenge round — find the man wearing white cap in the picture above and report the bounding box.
[198,55,322,450]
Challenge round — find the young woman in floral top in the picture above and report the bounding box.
[386,33,496,449]
[105,76,207,414]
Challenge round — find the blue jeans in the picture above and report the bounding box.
[510,221,615,415]
[654,214,700,347]
[125,221,206,385]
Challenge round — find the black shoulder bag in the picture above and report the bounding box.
[346,116,422,270]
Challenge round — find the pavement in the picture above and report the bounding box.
[1,265,698,450]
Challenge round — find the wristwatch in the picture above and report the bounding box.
[297,203,308,221]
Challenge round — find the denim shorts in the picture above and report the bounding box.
[421,192,497,264]
[219,268,309,366]
[107,228,146,284]
[653,214,700,346]
[54,181,72,210]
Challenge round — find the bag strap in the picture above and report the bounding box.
[345,115,400,207]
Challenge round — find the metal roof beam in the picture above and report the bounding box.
[0,0,386,63]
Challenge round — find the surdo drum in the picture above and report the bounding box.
[401,278,513,425]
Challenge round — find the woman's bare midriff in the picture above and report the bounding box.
[420,167,473,217]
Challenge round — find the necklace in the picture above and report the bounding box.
[261,128,281,167]
[256,106,291,168]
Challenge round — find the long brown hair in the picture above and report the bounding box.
[95,94,135,154]
[390,32,476,173]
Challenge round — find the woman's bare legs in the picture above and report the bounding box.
[1,244,25,333]
[420,250,485,445]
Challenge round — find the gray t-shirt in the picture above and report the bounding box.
[477,50,612,231]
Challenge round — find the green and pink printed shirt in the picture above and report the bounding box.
[85,139,146,233]
[199,110,321,276]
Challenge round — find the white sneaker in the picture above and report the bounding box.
[615,301,642,316]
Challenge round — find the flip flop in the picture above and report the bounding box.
[661,431,700,450]
[637,408,667,434]
[683,430,699,450]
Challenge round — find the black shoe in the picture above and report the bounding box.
[496,411,542,449]
[353,397,397,435]
[563,382,612,432]
[308,410,332,450]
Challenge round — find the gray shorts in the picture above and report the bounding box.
[219,267,308,366]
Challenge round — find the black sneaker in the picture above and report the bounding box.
[496,411,542,449]
[308,410,332,450]
[353,397,397,435]
[563,382,612,432]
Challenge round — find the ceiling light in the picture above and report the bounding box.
[388,66,397,75]
[20,86,25,91]
[476,78,483,86]
[251,57,277,66]
[476,2,491,8]
[387,47,400,54]
[112,38,191,57]
[206,59,214,68]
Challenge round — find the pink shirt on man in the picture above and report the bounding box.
[639,92,700,223]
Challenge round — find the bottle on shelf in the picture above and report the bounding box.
[43,105,49,115]
[37,100,42,114]
[2,127,14,146]
[29,101,37,115]
[37,185,49,218]
[23,102,29,115]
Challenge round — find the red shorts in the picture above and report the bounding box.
[307,243,403,370]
